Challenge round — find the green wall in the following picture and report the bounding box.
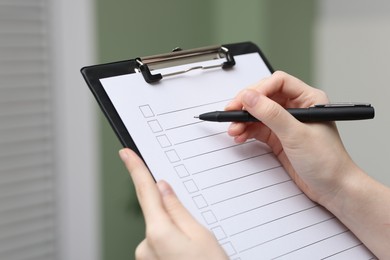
[96,1,315,259]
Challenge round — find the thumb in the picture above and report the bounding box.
[157,180,208,236]
[241,89,300,139]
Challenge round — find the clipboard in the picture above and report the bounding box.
[81,42,374,259]
[81,42,269,157]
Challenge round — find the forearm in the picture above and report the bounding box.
[324,165,390,259]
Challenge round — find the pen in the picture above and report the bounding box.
[196,103,375,122]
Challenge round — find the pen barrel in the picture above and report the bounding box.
[198,111,259,122]
[287,106,375,122]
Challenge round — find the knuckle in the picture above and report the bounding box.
[311,88,330,104]
[317,88,329,100]
[135,240,148,260]
[146,225,168,245]
[272,70,287,79]
[262,101,282,121]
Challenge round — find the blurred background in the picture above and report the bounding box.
[1,0,389,259]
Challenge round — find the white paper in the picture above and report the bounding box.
[101,53,375,259]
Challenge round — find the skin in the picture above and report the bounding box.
[120,71,390,259]
[119,149,228,260]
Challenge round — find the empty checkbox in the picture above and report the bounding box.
[156,135,171,148]
[147,120,163,133]
[221,242,237,256]
[211,226,227,240]
[183,179,199,193]
[174,164,190,178]
[192,195,208,209]
[202,210,217,224]
[165,150,180,163]
[139,105,155,118]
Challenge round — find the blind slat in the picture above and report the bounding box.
[0,217,55,240]
[0,202,53,226]
[0,177,53,199]
[0,0,58,258]
[0,126,52,144]
[0,190,54,213]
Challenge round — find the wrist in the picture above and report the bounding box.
[321,162,368,220]
[319,159,364,214]
[321,164,390,259]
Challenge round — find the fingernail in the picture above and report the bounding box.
[242,90,259,108]
[228,122,238,132]
[157,180,172,197]
[119,149,128,161]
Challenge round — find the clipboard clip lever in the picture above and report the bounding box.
[135,45,236,83]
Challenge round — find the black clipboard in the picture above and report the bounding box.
[80,42,373,259]
[81,42,272,157]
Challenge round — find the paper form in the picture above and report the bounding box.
[101,53,375,259]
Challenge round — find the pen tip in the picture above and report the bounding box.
[194,116,199,119]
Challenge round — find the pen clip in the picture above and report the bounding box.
[314,103,371,108]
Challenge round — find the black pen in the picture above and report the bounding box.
[195,103,375,122]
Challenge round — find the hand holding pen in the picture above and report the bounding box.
[219,71,364,202]
[217,71,389,258]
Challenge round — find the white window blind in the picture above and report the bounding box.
[0,0,58,259]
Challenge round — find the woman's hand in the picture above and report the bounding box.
[119,148,228,260]
[225,71,356,206]
[226,71,390,259]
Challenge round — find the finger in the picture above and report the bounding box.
[224,98,243,111]
[257,71,329,107]
[119,148,172,227]
[227,71,328,111]
[228,122,253,143]
[240,122,273,144]
[157,180,209,237]
[241,89,302,140]
[227,122,245,137]
[225,77,269,111]
[135,239,157,260]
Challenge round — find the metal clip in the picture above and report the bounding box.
[135,45,235,83]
